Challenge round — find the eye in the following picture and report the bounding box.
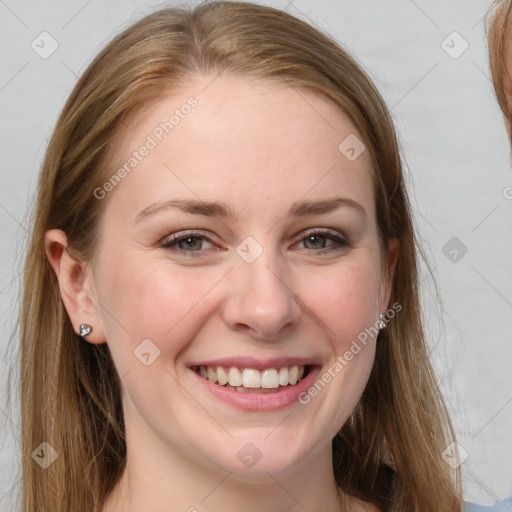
[294,229,350,253]
[160,228,350,258]
[161,231,216,257]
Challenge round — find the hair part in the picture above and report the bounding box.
[20,2,463,510]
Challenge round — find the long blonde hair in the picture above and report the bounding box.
[20,2,463,510]
[488,0,512,124]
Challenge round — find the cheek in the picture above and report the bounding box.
[294,261,380,412]
[296,259,381,350]
[96,255,222,373]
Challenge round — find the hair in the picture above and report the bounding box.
[20,2,464,511]
[488,0,512,124]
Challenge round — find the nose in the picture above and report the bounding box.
[221,248,302,340]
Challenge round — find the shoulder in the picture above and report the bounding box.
[464,495,512,512]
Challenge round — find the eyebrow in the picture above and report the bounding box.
[134,197,366,223]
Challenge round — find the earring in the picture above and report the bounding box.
[79,323,93,338]
[378,314,386,330]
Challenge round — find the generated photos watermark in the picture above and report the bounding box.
[298,301,402,405]
[94,97,198,200]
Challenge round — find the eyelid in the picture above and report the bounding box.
[160,229,213,244]
[292,227,351,251]
[160,230,218,254]
[295,227,349,243]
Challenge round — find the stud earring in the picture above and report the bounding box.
[79,323,93,338]
[378,314,386,330]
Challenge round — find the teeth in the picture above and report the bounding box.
[197,364,307,390]
[217,366,228,386]
[289,365,299,385]
[228,367,242,387]
[279,367,289,386]
[242,368,261,388]
[261,369,279,388]
[206,366,217,383]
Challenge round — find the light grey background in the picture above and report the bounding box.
[1,0,511,508]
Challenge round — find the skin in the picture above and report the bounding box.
[45,74,398,512]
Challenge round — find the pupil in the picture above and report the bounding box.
[181,237,201,250]
[307,235,325,249]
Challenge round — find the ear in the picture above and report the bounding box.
[44,229,106,344]
[379,238,399,312]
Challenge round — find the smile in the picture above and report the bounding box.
[193,365,309,393]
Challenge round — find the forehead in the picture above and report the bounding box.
[103,75,375,219]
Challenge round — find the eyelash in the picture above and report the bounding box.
[160,229,351,258]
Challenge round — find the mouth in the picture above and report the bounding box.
[191,364,310,394]
[189,359,320,411]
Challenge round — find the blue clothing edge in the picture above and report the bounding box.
[464,496,512,512]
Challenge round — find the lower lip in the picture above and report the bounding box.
[190,366,321,412]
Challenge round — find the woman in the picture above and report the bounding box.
[20,2,464,511]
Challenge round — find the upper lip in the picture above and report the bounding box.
[188,356,320,370]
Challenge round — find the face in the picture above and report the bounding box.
[86,75,395,481]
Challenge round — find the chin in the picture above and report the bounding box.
[200,430,324,480]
